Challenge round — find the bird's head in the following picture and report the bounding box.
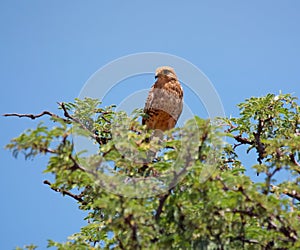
[155,66,177,80]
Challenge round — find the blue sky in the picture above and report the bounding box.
[1,1,300,249]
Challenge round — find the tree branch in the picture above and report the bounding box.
[234,135,253,145]
[43,180,84,203]
[155,191,170,221]
[290,153,300,170]
[216,175,298,242]
[3,111,63,120]
[271,184,300,201]
[253,118,266,164]
[124,214,140,249]
[231,236,260,245]
[59,102,106,145]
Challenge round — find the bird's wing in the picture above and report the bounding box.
[142,85,155,124]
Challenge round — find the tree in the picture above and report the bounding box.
[5,93,300,249]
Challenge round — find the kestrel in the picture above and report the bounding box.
[142,66,183,133]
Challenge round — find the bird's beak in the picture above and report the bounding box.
[155,74,158,79]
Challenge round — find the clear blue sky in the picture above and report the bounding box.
[1,1,300,249]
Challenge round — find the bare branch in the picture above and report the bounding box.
[43,180,84,203]
[3,111,62,120]
[39,147,57,154]
[234,135,253,145]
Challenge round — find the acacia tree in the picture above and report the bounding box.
[5,93,300,249]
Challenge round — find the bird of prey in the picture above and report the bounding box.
[142,66,183,134]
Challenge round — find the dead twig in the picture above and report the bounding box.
[3,111,63,120]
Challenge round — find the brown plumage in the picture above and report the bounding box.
[142,66,183,133]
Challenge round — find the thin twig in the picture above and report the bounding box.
[3,111,62,120]
[43,180,84,203]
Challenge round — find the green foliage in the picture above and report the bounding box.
[6,94,300,249]
[15,244,38,250]
[222,93,300,193]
